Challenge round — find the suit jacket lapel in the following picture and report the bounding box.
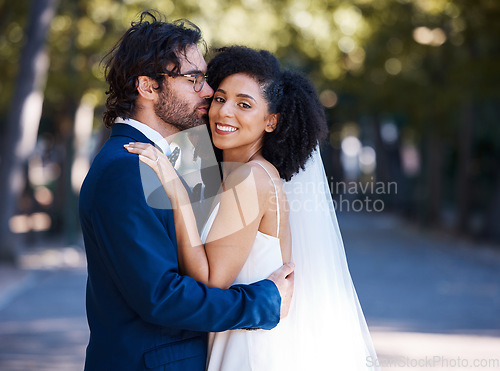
[112,123,194,203]
[111,123,154,145]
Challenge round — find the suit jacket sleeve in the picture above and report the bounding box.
[85,153,280,332]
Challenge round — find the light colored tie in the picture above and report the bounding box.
[168,147,180,167]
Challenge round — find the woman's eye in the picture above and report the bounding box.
[239,102,251,109]
[214,96,225,103]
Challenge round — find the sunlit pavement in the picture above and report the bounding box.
[0,247,87,371]
[339,211,500,371]
[0,212,499,370]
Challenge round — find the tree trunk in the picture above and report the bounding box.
[456,101,473,233]
[0,0,59,262]
[425,130,443,227]
[487,174,500,243]
[67,97,95,243]
[372,115,391,185]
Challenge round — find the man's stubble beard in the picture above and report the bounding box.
[154,84,208,132]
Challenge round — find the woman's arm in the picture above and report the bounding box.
[124,142,270,289]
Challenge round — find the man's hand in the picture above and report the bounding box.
[267,263,295,319]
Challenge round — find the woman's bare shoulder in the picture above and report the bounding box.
[247,160,280,189]
[222,160,277,205]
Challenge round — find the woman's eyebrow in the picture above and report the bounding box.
[237,94,256,103]
[215,89,257,103]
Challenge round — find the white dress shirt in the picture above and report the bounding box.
[116,117,171,155]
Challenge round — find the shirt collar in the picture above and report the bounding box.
[116,117,171,155]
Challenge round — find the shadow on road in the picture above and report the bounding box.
[0,212,499,370]
[0,248,87,371]
[339,211,500,370]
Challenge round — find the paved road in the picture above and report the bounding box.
[340,212,500,335]
[0,212,499,370]
[0,261,87,370]
[340,212,500,370]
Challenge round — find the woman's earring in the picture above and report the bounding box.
[266,114,279,132]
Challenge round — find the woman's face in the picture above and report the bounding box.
[208,73,276,152]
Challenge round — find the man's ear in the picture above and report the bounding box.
[265,113,280,133]
[136,76,158,100]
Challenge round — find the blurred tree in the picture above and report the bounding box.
[1,0,499,260]
[0,0,59,262]
[0,1,29,123]
[334,0,500,236]
[452,0,500,238]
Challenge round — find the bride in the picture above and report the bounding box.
[126,46,380,370]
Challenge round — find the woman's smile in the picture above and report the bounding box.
[215,123,238,134]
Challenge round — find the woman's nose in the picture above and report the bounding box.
[218,101,234,117]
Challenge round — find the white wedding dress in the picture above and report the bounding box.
[202,163,291,371]
[201,150,380,371]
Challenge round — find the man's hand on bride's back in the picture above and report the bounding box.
[267,263,295,319]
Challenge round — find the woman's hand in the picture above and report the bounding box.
[124,142,186,203]
[126,141,207,279]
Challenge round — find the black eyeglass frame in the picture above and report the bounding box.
[158,71,208,93]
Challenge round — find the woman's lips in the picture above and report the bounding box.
[215,123,238,135]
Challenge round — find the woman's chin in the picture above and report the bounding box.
[212,138,228,151]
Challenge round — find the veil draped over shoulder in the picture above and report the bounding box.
[281,145,380,370]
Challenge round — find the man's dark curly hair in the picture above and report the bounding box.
[102,10,204,128]
[207,46,328,181]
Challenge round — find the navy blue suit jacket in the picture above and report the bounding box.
[79,124,280,370]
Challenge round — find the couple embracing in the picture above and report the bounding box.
[79,10,379,371]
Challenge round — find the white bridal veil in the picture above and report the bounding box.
[282,146,380,370]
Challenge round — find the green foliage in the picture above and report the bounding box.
[1,0,499,237]
[0,1,30,127]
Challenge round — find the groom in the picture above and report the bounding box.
[78,10,294,371]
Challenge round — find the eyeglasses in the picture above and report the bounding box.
[159,71,208,93]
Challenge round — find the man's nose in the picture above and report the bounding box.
[200,81,214,99]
